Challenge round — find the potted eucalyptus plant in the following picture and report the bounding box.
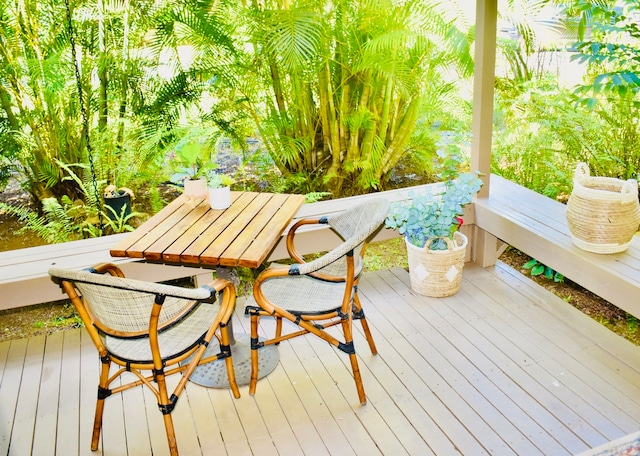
[385,149,483,297]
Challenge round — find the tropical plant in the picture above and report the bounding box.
[562,0,640,179]
[233,0,474,196]
[0,160,142,243]
[492,71,640,192]
[169,135,215,184]
[570,0,640,98]
[0,0,89,202]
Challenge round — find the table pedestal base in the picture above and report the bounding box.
[188,333,279,388]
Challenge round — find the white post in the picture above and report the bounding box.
[471,0,498,199]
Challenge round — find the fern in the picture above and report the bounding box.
[0,201,74,243]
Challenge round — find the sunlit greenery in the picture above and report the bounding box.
[1,0,640,238]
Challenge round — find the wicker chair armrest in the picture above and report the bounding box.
[286,217,325,263]
[90,262,126,277]
[290,236,358,276]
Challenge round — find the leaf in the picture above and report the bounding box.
[522,259,538,269]
[531,264,545,276]
[544,267,554,280]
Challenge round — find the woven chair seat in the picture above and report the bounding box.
[244,273,347,315]
[104,302,220,363]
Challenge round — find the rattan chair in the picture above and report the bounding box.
[49,263,240,456]
[244,198,390,404]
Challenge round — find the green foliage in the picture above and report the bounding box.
[363,238,408,272]
[0,162,142,244]
[168,127,220,183]
[304,192,332,203]
[492,76,640,195]
[522,259,565,282]
[206,171,235,189]
[385,146,482,250]
[102,203,145,235]
[570,0,640,98]
[237,0,474,196]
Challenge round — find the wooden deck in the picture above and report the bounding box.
[2,263,640,455]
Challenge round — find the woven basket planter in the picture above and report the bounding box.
[406,231,467,297]
[566,163,640,254]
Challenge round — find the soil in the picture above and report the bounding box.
[498,247,639,345]
[1,176,638,345]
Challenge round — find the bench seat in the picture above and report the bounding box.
[474,174,640,320]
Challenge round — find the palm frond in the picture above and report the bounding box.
[261,8,324,71]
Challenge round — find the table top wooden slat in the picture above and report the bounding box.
[142,201,213,262]
[199,192,273,266]
[236,193,305,268]
[119,198,209,258]
[157,198,237,264]
[177,192,259,265]
[110,191,305,269]
[109,194,189,257]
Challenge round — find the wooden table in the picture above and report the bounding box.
[110,191,306,388]
[110,191,305,268]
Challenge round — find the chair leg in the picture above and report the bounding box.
[341,317,367,405]
[219,321,240,399]
[348,352,367,405]
[249,313,260,395]
[163,413,179,456]
[275,316,283,342]
[353,295,377,355]
[91,356,111,451]
[156,370,180,456]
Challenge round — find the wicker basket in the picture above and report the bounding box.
[406,231,467,297]
[566,163,640,254]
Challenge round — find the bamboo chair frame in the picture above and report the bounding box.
[244,198,390,404]
[49,263,240,456]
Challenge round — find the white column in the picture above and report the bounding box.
[471,0,498,198]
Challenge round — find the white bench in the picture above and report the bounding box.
[474,174,640,320]
[0,234,211,311]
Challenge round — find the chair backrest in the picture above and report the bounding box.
[327,197,390,243]
[295,198,390,276]
[49,267,211,336]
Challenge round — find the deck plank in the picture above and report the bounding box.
[32,331,63,455]
[56,329,81,455]
[461,265,630,442]
[1,338,28,455]
[358,279,477,455]
[299,330,402,456]
[360,271,513,455]
[79,330,102,456]
[3,264,640,455]
[451,278,599,453]
[184,383,226,454]
[373,269,543,455]
[7,335,44,455]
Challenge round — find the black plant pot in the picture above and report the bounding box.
[104,191,132,220]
